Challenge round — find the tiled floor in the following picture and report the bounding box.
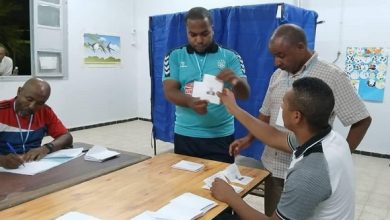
[46,120,390,220]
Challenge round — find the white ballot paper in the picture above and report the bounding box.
[56,211,100,220]
[84,145,120,162]
[192,74,223,104]
[44,148,83,159]
[131,211,158,220]
[155,192,217,220]
[223,164,253,185]
[171,160,204,172]
[202,171,243,193]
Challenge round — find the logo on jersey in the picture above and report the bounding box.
[217,59,226,69]
[184,82,194,95]
[180,61,188,68]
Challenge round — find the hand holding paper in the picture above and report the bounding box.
[192,74,223,104]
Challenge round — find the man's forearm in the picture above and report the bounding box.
[346,116,372,151]
[164,89,193,108]
[232,77,250,100]
[227,194,270,220]
[231,106,291,153]
[50,132,73,151]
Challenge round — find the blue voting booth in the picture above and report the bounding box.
[149,3,318,160]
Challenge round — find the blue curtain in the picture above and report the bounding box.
[149,3,318,160]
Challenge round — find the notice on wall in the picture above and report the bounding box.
[345,47,388,102]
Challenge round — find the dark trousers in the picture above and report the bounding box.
[174,133,234,163]
[264,175,285,216]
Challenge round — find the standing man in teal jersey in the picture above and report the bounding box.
[163,7,250,163]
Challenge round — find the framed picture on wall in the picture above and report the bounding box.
[83,33,121,65]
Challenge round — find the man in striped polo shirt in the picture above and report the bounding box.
[212,77,354,220]
[0,78,73,169]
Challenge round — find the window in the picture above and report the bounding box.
[0,0,67,78]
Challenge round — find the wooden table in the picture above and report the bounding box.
[0,153,269,220]
[0,142,150,211]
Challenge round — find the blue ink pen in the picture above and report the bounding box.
[6,142,25,167]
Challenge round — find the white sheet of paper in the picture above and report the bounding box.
[223,164,243,182]
[84,145,120,162]
[56,211,100,220]
[203,171,228,188]
[275,107,284,127]
[230,176,253,185]
[131,211,157,220]
[0,150,82,175]
[192,74,223,104]
[155,193,217,220]
[171,160,204,172]
[202,183,243,193]
[223,164,253,185]
[39,56,58,70]
[44,148,83,159]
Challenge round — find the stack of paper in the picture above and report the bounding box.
[84,145,120,162]
[171,160,204,172]
[155,192,217,220]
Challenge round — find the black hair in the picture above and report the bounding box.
[185,7,213,25]
[291,77,334,130]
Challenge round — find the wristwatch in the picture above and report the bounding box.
[44,143,55,154]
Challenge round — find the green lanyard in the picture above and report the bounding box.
[194,53,207,80]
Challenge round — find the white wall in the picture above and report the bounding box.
[0,0,138,128]
[301,0,390,154]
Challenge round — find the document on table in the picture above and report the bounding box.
[56,211,100,220]
[192,74,223,104]
[84,145,120,162]
[202,171,243,193]
[154,192,217,220]
[223,164,253,185]
[171,160,204,172]
[0,148,84,175]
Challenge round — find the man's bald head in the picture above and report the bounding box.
[15,78,51,117]
[22,78,51,99]
[270,24,308,47]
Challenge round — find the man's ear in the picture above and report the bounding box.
[297,42,306,50]
[293,110,304,123]
[17,87,22,95]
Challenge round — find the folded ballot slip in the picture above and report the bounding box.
[84,145,120,162]
[171,160,205,172]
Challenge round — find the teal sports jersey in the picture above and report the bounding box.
[163,43,246,138]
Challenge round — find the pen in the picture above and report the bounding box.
[6,142,25,167]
